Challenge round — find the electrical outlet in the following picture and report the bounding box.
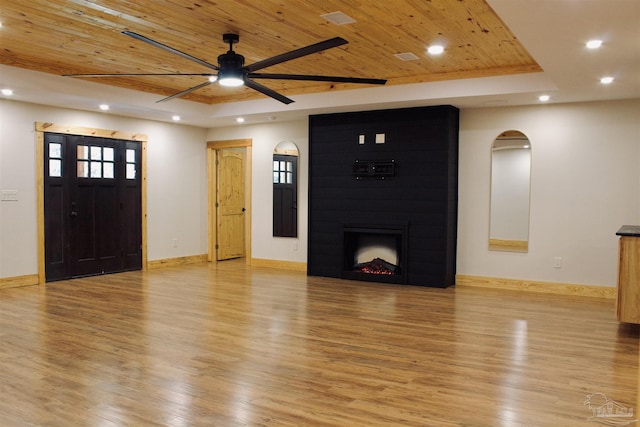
[553,257,562,268]
[172,238,178,248]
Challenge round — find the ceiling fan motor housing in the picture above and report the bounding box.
[218,52,245,71]
[217,51,246,83]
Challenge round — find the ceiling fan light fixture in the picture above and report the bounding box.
[218,74,244,87]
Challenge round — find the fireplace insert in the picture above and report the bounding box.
[342,225,408,284]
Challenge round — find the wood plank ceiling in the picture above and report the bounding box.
[0,0,542,105]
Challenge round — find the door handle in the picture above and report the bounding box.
[242,207,246,212]
[70,211,78,217]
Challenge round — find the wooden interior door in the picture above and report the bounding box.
[44,133,142,281]
[216,149,245,260]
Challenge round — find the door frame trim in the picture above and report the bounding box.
[206,139,252,263]
[35,122,148,284]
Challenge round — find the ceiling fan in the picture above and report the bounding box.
[64,31,387,104]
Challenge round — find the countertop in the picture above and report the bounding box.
[616,225,640,236]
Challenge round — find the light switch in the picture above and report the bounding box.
[358,134,365,144]
[375,133,385,144]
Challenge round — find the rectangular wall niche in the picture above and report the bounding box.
[308,105,459,287]
[343,225,408,284]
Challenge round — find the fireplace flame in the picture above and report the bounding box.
[353,258,398,275]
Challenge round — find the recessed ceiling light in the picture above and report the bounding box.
[600,76,614,84]
[1,88,13,96]
[586,39,603,49]
[172,115,181,121]
[99,104,109,111]
[427,45,445,55]
[538,95,550,102]
[208,76,218,83]
[236,117,245,123]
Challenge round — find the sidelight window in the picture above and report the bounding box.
[126,148,136,180]
[48,143,62,177]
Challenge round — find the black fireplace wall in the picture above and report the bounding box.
[307,105,459,288]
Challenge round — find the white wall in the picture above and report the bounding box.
[208,99,639,287]
[207,119,309,263]
[2,98,639,288]
[0,99,208,278]
[458,99,640,286]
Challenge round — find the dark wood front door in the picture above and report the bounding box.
[44,133,142,281]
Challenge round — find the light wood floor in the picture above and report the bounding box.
[1,260,638,426]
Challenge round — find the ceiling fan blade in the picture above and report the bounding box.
[249,73,387,85]
[64,73,216,77]
[123,31,219,71]
[244,78,294,104]
[246,37,348,73]
[156,81,212,103]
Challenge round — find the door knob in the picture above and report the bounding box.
[70,211,78,217]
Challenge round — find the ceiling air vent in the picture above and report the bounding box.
[394,52,420,61]
[321,11,356,25]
